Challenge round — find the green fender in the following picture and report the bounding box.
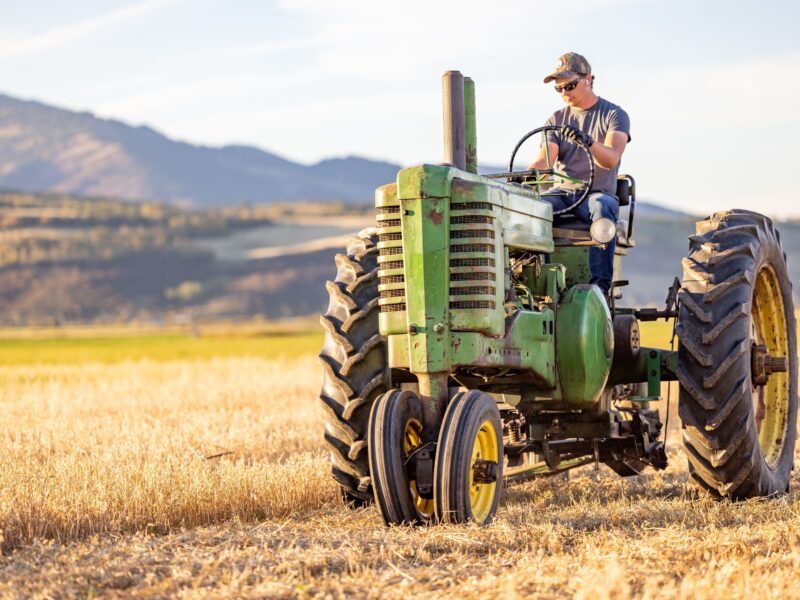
[556,284,614,406]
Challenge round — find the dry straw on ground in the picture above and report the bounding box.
[0,354,799,598]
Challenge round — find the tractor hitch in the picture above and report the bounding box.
[630,277,681,321]
[635,307,678,321]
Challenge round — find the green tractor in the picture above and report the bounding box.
[319,71,797,525]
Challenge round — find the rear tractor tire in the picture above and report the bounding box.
[319,228,388,507]
[677,210,797,499]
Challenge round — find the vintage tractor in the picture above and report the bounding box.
[319,71,798,525]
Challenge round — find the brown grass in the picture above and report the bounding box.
[0,353,799,598]
[0,358,337,550]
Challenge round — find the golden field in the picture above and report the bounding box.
[0,322,798,598]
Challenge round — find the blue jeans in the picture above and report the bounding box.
[546,190,619,294]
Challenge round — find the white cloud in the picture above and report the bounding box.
[0,0,182,59]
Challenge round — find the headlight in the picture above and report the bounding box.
[589,218,617,244]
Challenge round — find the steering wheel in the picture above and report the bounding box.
[499,125,595,216]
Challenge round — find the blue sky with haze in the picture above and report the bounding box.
[0,0,798,216]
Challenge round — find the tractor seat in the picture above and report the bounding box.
[551,215,633,247]
[552,214,596,245]
[549,176,636,247]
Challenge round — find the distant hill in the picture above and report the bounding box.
[0,94,401,206]
[0,93,701,215]
[0,190,798,326]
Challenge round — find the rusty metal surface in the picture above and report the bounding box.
[442,71,465,170]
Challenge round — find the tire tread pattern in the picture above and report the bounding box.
[676,210,797,499]
[434,390,503,525]
[318,228,387,506]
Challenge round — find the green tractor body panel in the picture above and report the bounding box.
[376,165,666,409]
[377,163,616,399]
[401,194,450,373]
[387,308,556,388]
[554,284,614,405]
[551,246,592,289]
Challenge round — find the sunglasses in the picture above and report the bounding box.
[554,77,584,93]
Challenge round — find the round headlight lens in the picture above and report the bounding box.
[590,218,617,244]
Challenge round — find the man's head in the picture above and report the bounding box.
[544,52,595,108]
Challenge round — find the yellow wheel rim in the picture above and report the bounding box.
[403,418,434,517]
[469,419,499,523]
[751,264,791,468]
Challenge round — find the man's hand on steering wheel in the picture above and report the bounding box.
[560,126,593,148]
[496,124,596,216]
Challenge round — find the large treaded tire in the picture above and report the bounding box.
[319,228,388,507]
[677,210,798,499]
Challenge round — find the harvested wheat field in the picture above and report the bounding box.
[0,332,799,598]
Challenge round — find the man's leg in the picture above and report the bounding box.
[574,192,619,294]
[542,190,575,214]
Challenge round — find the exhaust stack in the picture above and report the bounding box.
[442,70,465,170]
[442,71,478,174]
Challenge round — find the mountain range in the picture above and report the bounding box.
[0,93,401,206]
[0,92,701,218]
[1,91,797,324]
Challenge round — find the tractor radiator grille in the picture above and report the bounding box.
[451,202,492,211]
[450,229,495,240]
[381,260,403,270]
[450,243,495,254]
[451,272,494,282]
[380,288,406,298]
[449,200,497,313]
[382,275,404,284]
[381,303,406,313]
[450,257,495,268]
[450,286,495,296]
[377,197,500,318]
[450,300,495,310]
[451,215,493,225]
[377,197,406,314]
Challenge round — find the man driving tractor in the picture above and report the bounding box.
[529,52,631,295]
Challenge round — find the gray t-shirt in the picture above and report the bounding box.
[544,97,631,197]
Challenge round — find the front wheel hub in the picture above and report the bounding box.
[472,459,498,484]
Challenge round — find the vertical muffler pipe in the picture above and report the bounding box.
[464,76,477,174]
[442,70,466,170]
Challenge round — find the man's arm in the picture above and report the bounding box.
[588,131,628,170]
[529,141,559,170]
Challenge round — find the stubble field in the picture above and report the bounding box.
[0,323,799,598]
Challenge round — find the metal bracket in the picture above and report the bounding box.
[630,349,661,403]
[412,446,435,498]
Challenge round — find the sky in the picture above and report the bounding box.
[0,0,798,217]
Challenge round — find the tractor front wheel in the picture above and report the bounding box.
[434,390,503,525]
[368,389,435,525]
[677,210,798,498]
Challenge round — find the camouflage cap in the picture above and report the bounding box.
[543,52,592,83]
